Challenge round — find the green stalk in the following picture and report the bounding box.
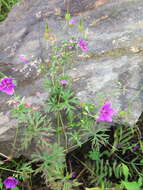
[59,112,68,151]
[0,72,5,78]
[57,111,61,145]
[11,125,19,157]
[0,166,23,174]
[0,152,9,159]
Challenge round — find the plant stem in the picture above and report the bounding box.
[0,152,9,159]
[59,112,68,151]
[11,125,19,157]
[0,166,23,174]
[72,154,95,175]
[0,72,5,78]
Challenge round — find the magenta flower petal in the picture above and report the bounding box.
[19,55,29,63]
[60,80,68,86]
[69,18,76,25]
[0,78,15,95]
[100,102,111,110]
[68,46,74,49]
[97,101,117,122]
[78,40,88,51]
[4,88,14,95]
[3,177,19,189]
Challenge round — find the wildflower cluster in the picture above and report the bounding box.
[1,12,142,190]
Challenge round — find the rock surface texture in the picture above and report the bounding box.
[0,0,143,157]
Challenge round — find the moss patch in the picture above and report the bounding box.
[0,0,20,21]
[86,47,143,60]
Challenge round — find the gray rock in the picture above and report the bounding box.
[0,0,143,158]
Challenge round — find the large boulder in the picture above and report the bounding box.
[0,0,143,158]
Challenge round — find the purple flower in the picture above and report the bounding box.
[97,101,117,122]
[132,144,140,152]
[68,46,74,49]
[71,172,77,179]
[69,180,74,184]
[69,18,76,25]
[19,55,29,63]
[3,177,19,189]
[0,78,15,95]
[77,40,88,51]
[64,126,68,129]
[60,80,68,86]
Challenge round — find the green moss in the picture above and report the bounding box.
[86,47,143,60]
[0,0,20,21]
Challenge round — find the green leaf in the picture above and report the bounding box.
[65,13,71,21]
[88,149,100,161]
[122,163,129,181]
[122,181,140,190]
[139,141,143,153]
[0,161,4,165]
[138,177,143,187]
[0,178,3,190]
[45,21,50,33]
[11,187,20,190]
[85,188,102,190]
[114,184,123,190]
[78,20,84,32]
[119,111,126,116]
